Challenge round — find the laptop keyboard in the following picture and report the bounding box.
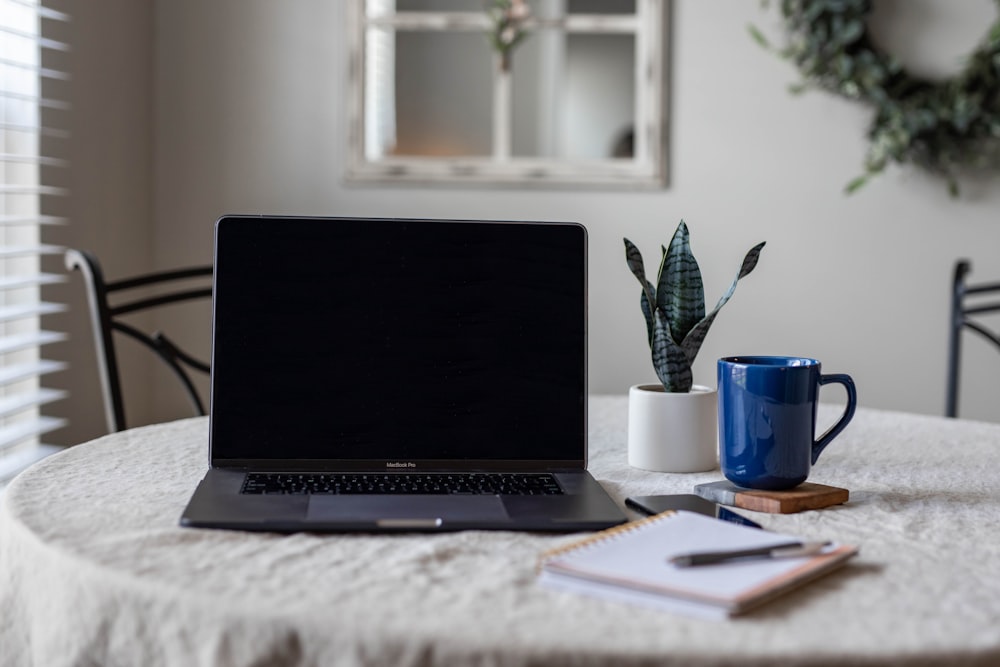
[240,472,565,496]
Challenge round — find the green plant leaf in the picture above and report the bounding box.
[748,24,770,49]
[838,19,864,45]
[624,238,655,303]
[624,238,657,338]
[736,241,766,280]
[844,174,869,194]
[651,310,693,393]
[679,241,766,363]
[639,283,655,345]
[947,177,960,198]
[656,221,705,346]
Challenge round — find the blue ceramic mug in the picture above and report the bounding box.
[717,356,857,490]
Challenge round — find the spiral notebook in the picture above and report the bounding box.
[538,510,857,619]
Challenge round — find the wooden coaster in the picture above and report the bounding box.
[694,480,849,514]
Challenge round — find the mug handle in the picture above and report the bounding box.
[811,373,857,464]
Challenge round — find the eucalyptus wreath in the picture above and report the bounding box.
[752,0,1000,196]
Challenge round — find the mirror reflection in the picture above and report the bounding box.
[349,0,666,187]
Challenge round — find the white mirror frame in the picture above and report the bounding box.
[346,0,667,188]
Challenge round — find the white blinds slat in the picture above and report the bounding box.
[0,242,62,256]
[0,329,65,353]
[0,386,64,417]
[0,442,58,483]
[0,122,68,138]
[0,360,67,386]
[0,184,69,195]
[0,152,69,166]
[0,415,65,452]
[0,300,63,321]
[0,301,66,322]
[0,214,67,225]
[12,0,69,23]
[0,272,65,289]
[0,55,70,80]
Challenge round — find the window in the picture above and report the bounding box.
[348,0,667,187]
[0,0,69,484]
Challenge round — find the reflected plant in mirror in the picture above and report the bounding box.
[488,0,532,71]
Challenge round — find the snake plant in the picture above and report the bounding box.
[624,221,765,393]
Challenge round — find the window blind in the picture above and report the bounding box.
[0,0,69,484]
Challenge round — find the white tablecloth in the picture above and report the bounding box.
[3,397,1000,666]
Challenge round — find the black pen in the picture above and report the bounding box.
[668,541,831,567]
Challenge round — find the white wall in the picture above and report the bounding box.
[56,0,1000,443]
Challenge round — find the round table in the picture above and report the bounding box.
[3,397,1000,666]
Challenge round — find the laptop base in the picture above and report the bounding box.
[181,468,626,533]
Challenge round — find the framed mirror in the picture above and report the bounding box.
[347,0,667,188]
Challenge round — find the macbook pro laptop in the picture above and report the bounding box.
[180,215,627,532]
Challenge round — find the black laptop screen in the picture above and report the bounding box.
[209,216,587,465]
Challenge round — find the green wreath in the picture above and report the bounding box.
[753,0,1000,196]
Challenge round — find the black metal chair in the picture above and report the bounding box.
[65,249,213,433]
[946,259,1000,418]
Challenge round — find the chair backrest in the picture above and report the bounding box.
[65,249,213,433]
[946,259,1000,418]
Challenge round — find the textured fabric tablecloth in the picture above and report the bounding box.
[3,396,1000,667]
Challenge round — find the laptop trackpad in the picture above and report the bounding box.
[307,495,509,525]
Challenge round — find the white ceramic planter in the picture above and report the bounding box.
[627,383,718,473]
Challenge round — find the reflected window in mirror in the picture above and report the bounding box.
[348,0,667,187]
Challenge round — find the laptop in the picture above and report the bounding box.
[180,215,627,532]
